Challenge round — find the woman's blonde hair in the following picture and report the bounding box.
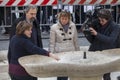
[16,21,32,35]
[58,11,71,20]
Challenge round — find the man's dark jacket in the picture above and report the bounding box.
[10,15,43,48]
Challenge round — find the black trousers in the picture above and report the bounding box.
[103,73,111,80]
[9,73,37,80]
[117,76,120,80]
[57,77,68,80]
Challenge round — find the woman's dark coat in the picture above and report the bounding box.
[8,35,49,76]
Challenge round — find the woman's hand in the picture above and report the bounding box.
[49,53,60,61]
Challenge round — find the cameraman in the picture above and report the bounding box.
[83,9,120,80]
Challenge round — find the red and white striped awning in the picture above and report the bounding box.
[62,0,120,5]
[0,0,58,6]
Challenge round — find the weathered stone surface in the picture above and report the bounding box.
[0,50,8,61]
[0,60,8,73]
[0,73,10,80]
[19,49,120,79]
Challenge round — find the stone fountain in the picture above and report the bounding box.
[0,50,8,73]
[19,49,120,80]
[0,50,10,80]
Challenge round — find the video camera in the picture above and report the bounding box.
[82,6,103,34]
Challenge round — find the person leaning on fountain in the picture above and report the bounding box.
[49,10,80,80]
[7,21,60,80]
[83,9,120,80]
[8,5,44,80]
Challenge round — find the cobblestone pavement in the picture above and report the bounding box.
[0,32,90,50]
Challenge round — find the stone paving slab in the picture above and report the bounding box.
[0,73,10,80]
[0,32,85,40]
[1,72,120,80]
[0,34,9,40]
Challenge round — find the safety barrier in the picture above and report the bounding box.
[0,0,120,6]
[0,0,58,6]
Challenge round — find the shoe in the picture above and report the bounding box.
[118,76,120,80]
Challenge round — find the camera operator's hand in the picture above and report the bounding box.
[89,27,97,36]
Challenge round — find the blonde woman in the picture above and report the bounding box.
[49,11,80,80]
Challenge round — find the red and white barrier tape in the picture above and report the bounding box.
[0,0,58,6]
[62,0,120,5]
[0,0,119,6]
